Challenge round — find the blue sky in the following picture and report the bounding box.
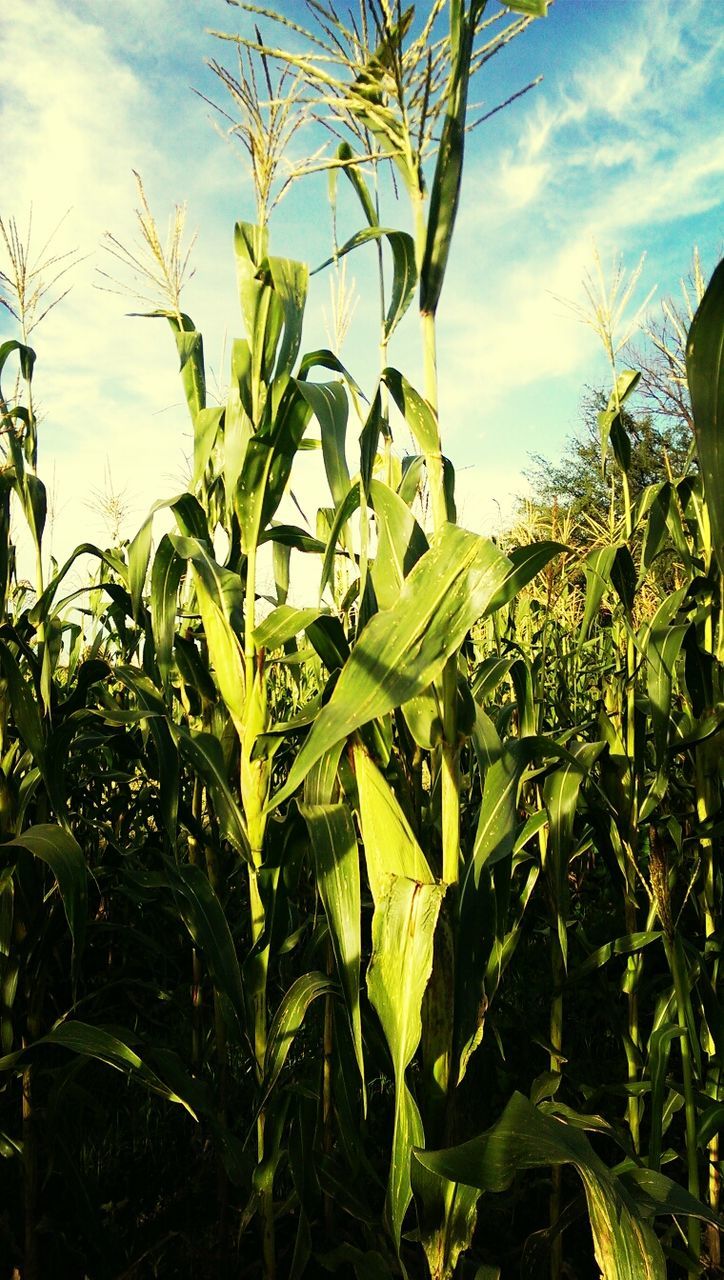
[1,0,722,579]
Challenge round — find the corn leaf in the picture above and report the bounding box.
[150,534,185,689]
[174,727,250,862]
[686,256,724,571]
[353,744,433,904]
[115,666,179,842]
[543,741,605,968]
[253,605,329,651]
[269,524,510,809]
[314,227,416,340]
[170,862,246,1040]
[263,971,336,1098]
[369,478,428,609]
[299,802,364,1088]
[3,825,87,974]
[296,380,351,511]
[415,1091,669,1280]
[193,406,224,487]
[170,535,246,735]
[485,541,566,614]
[268,253,309,378]
[579,545,619,644]
[0,1021,197,1117]
[367,875,445,1256]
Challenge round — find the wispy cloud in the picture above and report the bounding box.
[1,0,721,574]
[0,0,237,567]
[424,0,723,523]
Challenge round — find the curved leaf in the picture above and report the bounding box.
[269,524,510,809]
[263,971,336,1098]
[170,862,245,1038]
[3,825,87,971]
[367,875,445,1253]
[415,1091,668,1280]
[299,802,364,1089]
[0,1020,197,1117]
[686,256,724,571]
[314,227,416,339]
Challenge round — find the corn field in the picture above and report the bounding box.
[0,3,722,1278]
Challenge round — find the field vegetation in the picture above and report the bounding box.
[0,3,722,1278]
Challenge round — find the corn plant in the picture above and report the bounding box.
[0,4,722,1279]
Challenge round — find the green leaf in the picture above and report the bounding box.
[644,589,688,778]
[150,534,185,688]
[568,934,664,983]
[296,380,351,511]
[170,536,246,735]
[268,253,309,378]
[253,605,328,651]
[269,524,510,809]
[115,666,179,842]
[471,744,523,878]
[369,478,428,610]
[128,492,208,619]
[263,971,336,1098]
[3,825,87,972]
[400,685,443,750]
[486,541,566,613]
[235,379,313,549]
[0,339,35,390]
[170,862,245,1039]
[193,406,224,487]
[335,141,379,228]
[611,545,637,615]
[367,875,445,1254]
[647,1022,682,1172]
[0,641,45,764]
[382,368,439,455]
[320,481,360,598]
[314,230,416,340]
[233,221,283,391]
[504,0,551,12]
[0,1021,197,1117]
[579,544,619,644]
[172,317,206,421]
[299,802,364,1089]
[28,542,128,629]
[412,1154,479,1280]
[259,524,326,556]
[543,741,604,968]
[619,1165,720,1227]
[686,256,724,572]
[353,743,433,904]
[174,728,250,862]
[414,1091,667,1280]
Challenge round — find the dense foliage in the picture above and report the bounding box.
[0,5,722,1279]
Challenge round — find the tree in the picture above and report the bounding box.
[522,386,691,522]
[624,247,716,434]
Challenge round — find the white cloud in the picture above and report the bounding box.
[572,49,647,121]
[0,0,242,576]
[1,0,722,592]
[498,158,549,207]
[442,0,722,456]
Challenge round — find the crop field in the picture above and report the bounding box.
[0,3,722,1278]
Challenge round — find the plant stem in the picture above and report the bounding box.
[549,932,564,1280]
[697,734,721,1264]
[243,532,275,1278]
[623,889,641,1152]
[667,935,701,1273]
[323,942,334,1236]
[189,776,204,1072]
[22,1065,39,1280]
